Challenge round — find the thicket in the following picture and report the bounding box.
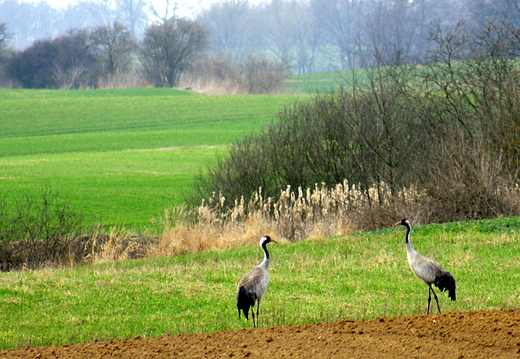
[0,188,153,270]
[193,19,520,233]
[0,188,87,270]
[179,55,288,94]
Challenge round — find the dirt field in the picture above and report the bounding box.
[1,308,519,358]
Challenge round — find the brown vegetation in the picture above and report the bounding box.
[179,55,288,95]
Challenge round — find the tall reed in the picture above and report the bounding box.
[146,180,426,258]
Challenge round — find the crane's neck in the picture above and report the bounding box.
[258,241,270,271]
[404,223,416,255]
[404,223,411,244]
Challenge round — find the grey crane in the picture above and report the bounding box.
[395,218,456,314]
[236,235,275,327]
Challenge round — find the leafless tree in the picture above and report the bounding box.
[0,23,12,60]
[53,30,99,88]
[259,0,316,73]
[140,17,210,87]
[92,21,138,81]
[197,0,257,63]
[311,0,366,70]
[116,0,148,38]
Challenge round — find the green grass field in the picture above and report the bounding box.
[0,85,519,350]
[285,70,364,93]
[0,88,307,228]
[0,217,518,349]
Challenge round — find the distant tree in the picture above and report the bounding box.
[310,0,366,69]
[92,21,138,81]
[197,0,258,63]
[361,0,428,66]
[140,17,210,87]
[0,23,12,59]
[6,29,99,89]
[6,39,58,88]
[0,0,59,49]
[466,0,520,29]
[52,29,99,88]
[259,0,316,73]
[60,1,114,32]
[116,0,148,38]
[0,23,13,86]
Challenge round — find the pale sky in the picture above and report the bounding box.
[25,0,263,17]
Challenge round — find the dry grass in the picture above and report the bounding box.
[132,181,426,261]
[73,179,520,265]
[178,55,288,95]
[178,75,244,95]
[96,73,150,89]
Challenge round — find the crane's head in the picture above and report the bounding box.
[394,218,411,227]
[260,235,275,246]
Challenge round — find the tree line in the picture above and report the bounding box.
[0,14,290,91]
[0,18,212,89]
[0,0,519,87]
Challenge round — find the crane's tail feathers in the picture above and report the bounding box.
[435,271,456,301]
[237,286,257,320]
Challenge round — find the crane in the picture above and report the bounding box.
[395,219,456,314]
[236,235,275,327]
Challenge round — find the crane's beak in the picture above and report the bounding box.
[393,221,401,227]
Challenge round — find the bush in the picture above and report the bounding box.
[239,55,288,94]
[180,55,288,94]
[193,18,520,229]
[180,55,242,94]
[193,82,425,211]
[0,188,86,270]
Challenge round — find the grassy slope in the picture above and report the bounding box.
[284,68,377,94]
[0,217,518,349]
[0,88,306,228]
[285,71,355,93]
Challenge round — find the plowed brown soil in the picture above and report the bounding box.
[1,309,519,358]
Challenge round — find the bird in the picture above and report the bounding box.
[395,218,456,314]
[236,235,275,327]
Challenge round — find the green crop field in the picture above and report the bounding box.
[285,70,365,93]
[0,217,518,349]
[0,82,519,352]
[0,88,307,228]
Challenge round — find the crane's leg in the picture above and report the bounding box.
[256,300,261,327]
[431,287,441,314]
[426,287,430,314]
[251,304,256,328]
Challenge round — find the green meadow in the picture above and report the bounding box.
[0,88,307,228]
[285,69,369,94]
[0,83,519,351]
[0,217,518,349]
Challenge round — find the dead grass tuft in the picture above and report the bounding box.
[89,227,152,264]
[83,180,435,263]
[57,180,520,266]
[144,180,427,260]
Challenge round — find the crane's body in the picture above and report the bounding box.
[236,235,274,327]
[397,219,456,314]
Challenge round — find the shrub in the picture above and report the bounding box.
[0,188,86,270]
[239,55,288,94]
[180,55,288,94]
[193,18,520,229]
